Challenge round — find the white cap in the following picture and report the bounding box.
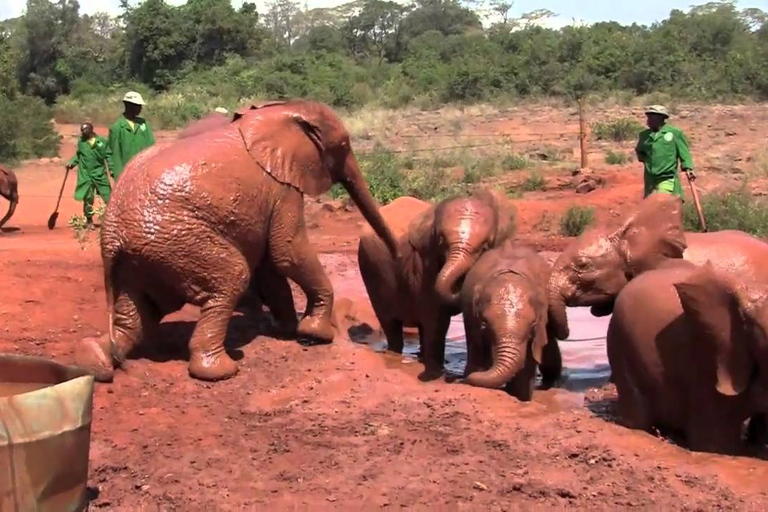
[214,107,229,114]
[122,91,146,106]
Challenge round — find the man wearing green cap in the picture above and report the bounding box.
[634,105,695,200]
[66,122,111,227]
[106,91,155,181]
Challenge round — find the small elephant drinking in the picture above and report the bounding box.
[460,241,560,400]
[357,188,515,379]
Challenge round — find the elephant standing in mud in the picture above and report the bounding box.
[608,259,768,453]
[0,166,18,229]
[460,241,560,400]
[77,100,400,383]
[547,193,768,342]
[357,189,516,379]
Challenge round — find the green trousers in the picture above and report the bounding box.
[81,181,111,223]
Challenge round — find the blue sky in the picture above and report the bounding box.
[1,0,766,25]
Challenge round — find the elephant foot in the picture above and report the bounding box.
[297,315,335,344]
[418,364,445,382]
[188,351,239,381]
[273,317,299,339]
[75,336,115,383]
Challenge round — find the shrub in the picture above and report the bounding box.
[683,189,768,237]
[592,118,645,142]
[560,205,595,236]
[502,154,530,171]
[521,172,546,192]
[0,94,61,162]
[605,150,630,165]
[357,146,405,204]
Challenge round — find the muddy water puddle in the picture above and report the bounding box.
[350,307,612,412]
[0,381,51,397]
[321,253,613,411]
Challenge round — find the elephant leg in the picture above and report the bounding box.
[539,336,563,386]
[686,415,744,454]
[505,353,537,402]
[747,413,768,446]
[187,249,250,381]
[269,197,335,343]
[76,288,160,383]
[418,310,451,381]
[381,318,404,354]
[463,316,484,377]
[255,262,298,338]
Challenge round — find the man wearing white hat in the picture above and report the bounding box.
[106,91,155,181]
[634,105,695,200]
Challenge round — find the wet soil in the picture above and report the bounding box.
[2,106,768,509]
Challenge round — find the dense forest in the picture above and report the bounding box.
[0,0,767,161]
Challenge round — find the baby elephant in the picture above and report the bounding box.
[461,241,560,401]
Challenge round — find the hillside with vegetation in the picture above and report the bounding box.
[0,0,766,163]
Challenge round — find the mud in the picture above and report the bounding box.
[2,107,768,509]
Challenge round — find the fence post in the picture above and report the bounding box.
[578,97,588,169]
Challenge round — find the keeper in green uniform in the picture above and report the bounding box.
[66,122,111,226]
[106,91,155,181]
[635,105,696,200]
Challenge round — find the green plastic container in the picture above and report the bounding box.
[0,354,95,512]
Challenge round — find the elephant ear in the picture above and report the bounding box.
[613,193,687,277]
[407,205,437,253]
[673,263,753,397]
[237,109,332,196]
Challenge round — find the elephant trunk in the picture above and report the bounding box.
[0,191,17,229]
[547,271,570,340]
[465,335,526,389]
[435,246,473,309]
[341,157,400,259]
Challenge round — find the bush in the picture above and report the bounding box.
[560,205,595,236]
[0,94,61,162]
[521,172,546,192]
[502,154,530,171]
[683,189,768,237]
[592,118,645,142]
[605,150,630,165]
[357,146,405,205]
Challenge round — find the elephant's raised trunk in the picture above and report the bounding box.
[547,270,570,340]
[465,335,525,389]
[0,192,18,229]
[435,246,473,309]
[341,156,400,259]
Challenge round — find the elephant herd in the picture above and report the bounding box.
[72,99,768,455]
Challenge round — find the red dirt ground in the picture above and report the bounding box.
[2,107,768,510]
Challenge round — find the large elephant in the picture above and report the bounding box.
[547,193,768,341]
[0,165,18,229]
[357,188,515,379]
[460,240,559,400]
[77,99,400,382]
[608,259,768,453]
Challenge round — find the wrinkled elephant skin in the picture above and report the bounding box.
[0,165,18,230]
[460,241,560,400]
[609,261,768,454]
[357,188,515,380]
[88,100,400,382]
[548,193,768,340]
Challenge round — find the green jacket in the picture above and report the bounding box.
[106,115,155,180]
[635,123,694,199]
[68,136,111,201]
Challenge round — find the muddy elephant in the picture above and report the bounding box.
[77,100,400,383]
[460,241,560,400]
[547,193,768,341]
[358,188,515,379]
[608,260,768,453]
[0,165,18,229]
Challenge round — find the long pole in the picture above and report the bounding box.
[578,98,588,169]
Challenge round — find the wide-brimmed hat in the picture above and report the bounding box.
[123,91,146,106]
[645,105,669,118]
